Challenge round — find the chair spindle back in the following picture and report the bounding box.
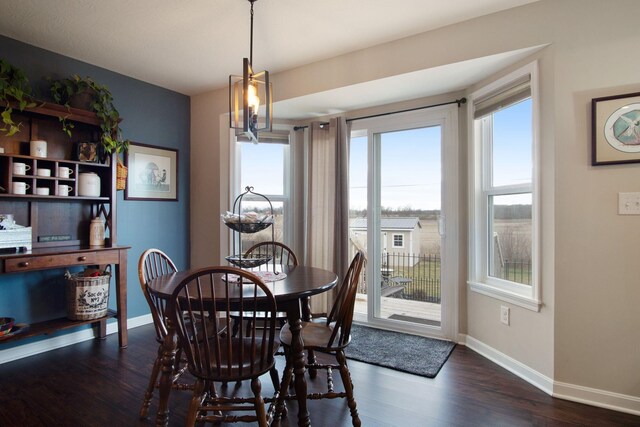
[138,249,178,341]
[326,251,365,349]
[244,241,298,270]
[168,266,278,381]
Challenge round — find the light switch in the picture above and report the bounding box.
[618,192,640,215]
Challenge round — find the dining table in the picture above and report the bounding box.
[147,264,339,427]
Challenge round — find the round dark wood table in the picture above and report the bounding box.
[147,264,338,427]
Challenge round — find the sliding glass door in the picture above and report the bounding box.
[349,106,458,339]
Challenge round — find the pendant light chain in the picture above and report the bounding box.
[249,0,255,67]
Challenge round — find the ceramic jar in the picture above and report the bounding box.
[30,140,47,158]
[89,217,105,246]
[79,172,101,197]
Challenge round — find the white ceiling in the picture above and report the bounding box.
[0,0,539,119]
[276,46,543,119]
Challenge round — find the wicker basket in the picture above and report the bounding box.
[116,160,127,191]
[65,266,111,320]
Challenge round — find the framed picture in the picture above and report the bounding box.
[592,91,640,165]
[125,142,178,201]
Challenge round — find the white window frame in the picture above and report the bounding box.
[230,125,294,247]
[468,62,541,312]
[392,233,404,248]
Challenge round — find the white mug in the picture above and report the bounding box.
[30,140,47,158]
[58,167,74,178]
[13,162,31,175]
[36,187,50,195]
[36,168,51,177]
[12,182,30,195]
[57,184,73,196]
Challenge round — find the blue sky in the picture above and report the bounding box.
[492,99,532,187]
[241,142,284,196]
[349,126,442,211]
[350,98,532,211]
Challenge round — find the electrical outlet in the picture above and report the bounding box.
[619,192,640,215]
[500,306,510,325]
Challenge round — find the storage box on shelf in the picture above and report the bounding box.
[0,100,129,348]
[0,226,32,252]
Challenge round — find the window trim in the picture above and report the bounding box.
[230,125,295,247]
[468,62,541,312]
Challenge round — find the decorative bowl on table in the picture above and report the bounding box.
[224,221,272,233]
[0,317,15,337]
[225,254,272,269]
[221,212,274,233]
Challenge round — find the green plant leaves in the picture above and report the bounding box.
[48,74,128,153]
[0,58,36,136]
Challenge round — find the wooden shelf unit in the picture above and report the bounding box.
[0,100,129,348]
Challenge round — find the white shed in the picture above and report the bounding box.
[349,217,422,265]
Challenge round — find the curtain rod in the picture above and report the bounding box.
[293,97,466,131]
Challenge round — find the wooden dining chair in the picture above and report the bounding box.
[231,241,298,337]
[167,266,281,426]
[137,248,191,419]
[275,251,365,426]
[246,241,299,267]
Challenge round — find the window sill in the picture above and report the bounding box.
[468,280,541,312]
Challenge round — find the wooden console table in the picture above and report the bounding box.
[0,245,129,348]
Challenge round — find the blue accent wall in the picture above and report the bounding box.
[0,35,190,348]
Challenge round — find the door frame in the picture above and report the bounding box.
[351,105,459,341]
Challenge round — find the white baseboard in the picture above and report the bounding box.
[463,334,554,394]
[0,314,154,365]
[461,334,640,417]
[554,381,640,416]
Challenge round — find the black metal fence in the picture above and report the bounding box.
[356,253,532,303]
[501,259,532,285]
[358,252,442,303]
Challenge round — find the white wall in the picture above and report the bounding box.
[191,0,640,413]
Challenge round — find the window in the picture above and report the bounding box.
[469,63,540,311]
[233,129,292,249]
[392,234,404,248]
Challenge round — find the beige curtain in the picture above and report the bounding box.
[304,117,350,315]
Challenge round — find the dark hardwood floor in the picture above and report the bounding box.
[0,323,637,426]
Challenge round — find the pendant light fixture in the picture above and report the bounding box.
[229,0,272,143]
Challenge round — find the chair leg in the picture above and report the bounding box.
[251,377,268,427]
[307,349,318,379]
[206,381,224,417]
[337,350,361,427]
[174,347,184,375]
[269,365,280,391]
[139,346,162,419]
[274,350,293,422]
[186,378,207,426]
